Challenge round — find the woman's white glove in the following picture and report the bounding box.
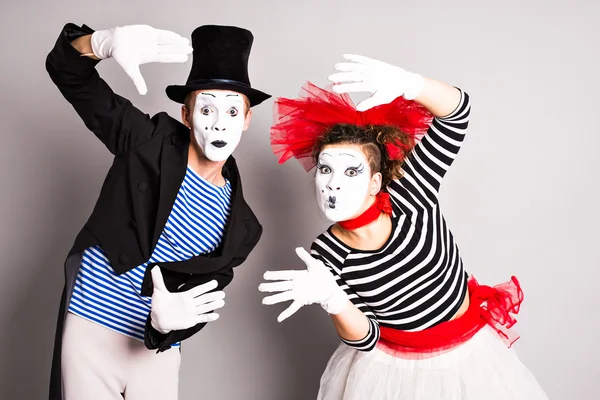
[328,54,425,111]
[259,248,348,322]
[150,267,225,334]
[91,25,193,95]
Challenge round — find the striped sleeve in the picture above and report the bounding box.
[340,311,380,352]
[400,89,471,201]
[310,242,380,352]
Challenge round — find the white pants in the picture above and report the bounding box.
[61,313,181,400]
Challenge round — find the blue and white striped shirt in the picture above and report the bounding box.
[68,166,232,342]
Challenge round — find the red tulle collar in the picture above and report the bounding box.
[338,192,393,230]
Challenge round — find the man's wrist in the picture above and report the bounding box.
[70,34,101,60]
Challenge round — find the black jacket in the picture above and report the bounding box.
[46,23,263,400]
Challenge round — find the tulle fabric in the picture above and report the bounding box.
[270,82,432,171]
[378,277,524,358]
[317,326,549,400]
[317,277,548,400]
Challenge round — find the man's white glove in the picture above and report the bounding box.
[150,267,225,334]
[328,54,425,111]
[91,25,193,95]
[259,247,348,322]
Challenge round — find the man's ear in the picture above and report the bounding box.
[181,105,192,129]
[242,109,253,131]
[371,172,383,195]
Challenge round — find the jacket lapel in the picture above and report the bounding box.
[140,156,249,295]
[152,131,189,250]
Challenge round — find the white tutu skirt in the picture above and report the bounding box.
[317,326,548,400]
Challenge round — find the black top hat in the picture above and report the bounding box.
[166,25,271,107]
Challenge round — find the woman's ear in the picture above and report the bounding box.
[371,172,383,195]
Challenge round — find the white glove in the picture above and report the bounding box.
[328,54,425,111]
[259,247,349,322]
[91,25,193,95]
[150,267,225,334]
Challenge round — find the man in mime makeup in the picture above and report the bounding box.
[46,22,270,400]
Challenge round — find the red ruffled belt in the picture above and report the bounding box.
[378,277,523,355]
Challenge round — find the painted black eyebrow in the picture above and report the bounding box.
[348,162,365,171]
[226,94,239,97]
[199,92,216,97]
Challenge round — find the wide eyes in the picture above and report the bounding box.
[318,165,332,174]
[317,165,361,177]
[345,168,359,177]
[199,106,239,117]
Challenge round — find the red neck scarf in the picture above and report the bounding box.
[338,192,393,230]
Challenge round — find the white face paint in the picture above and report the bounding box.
[315,147,373,222]
[190,90,248,162]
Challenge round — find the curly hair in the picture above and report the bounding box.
[312,124,415,188]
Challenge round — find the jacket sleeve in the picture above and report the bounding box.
[144,213,263,352]
[45,23,159,155]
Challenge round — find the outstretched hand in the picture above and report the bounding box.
[91,25,193,95]
[259,248,348,322]
[328,54,424,111]
[150,267,225,334]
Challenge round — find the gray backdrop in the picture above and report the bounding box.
[0,0,598,399]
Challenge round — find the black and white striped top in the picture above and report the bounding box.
[311,90,471,351]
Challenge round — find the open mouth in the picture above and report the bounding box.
[211,140,227,148]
